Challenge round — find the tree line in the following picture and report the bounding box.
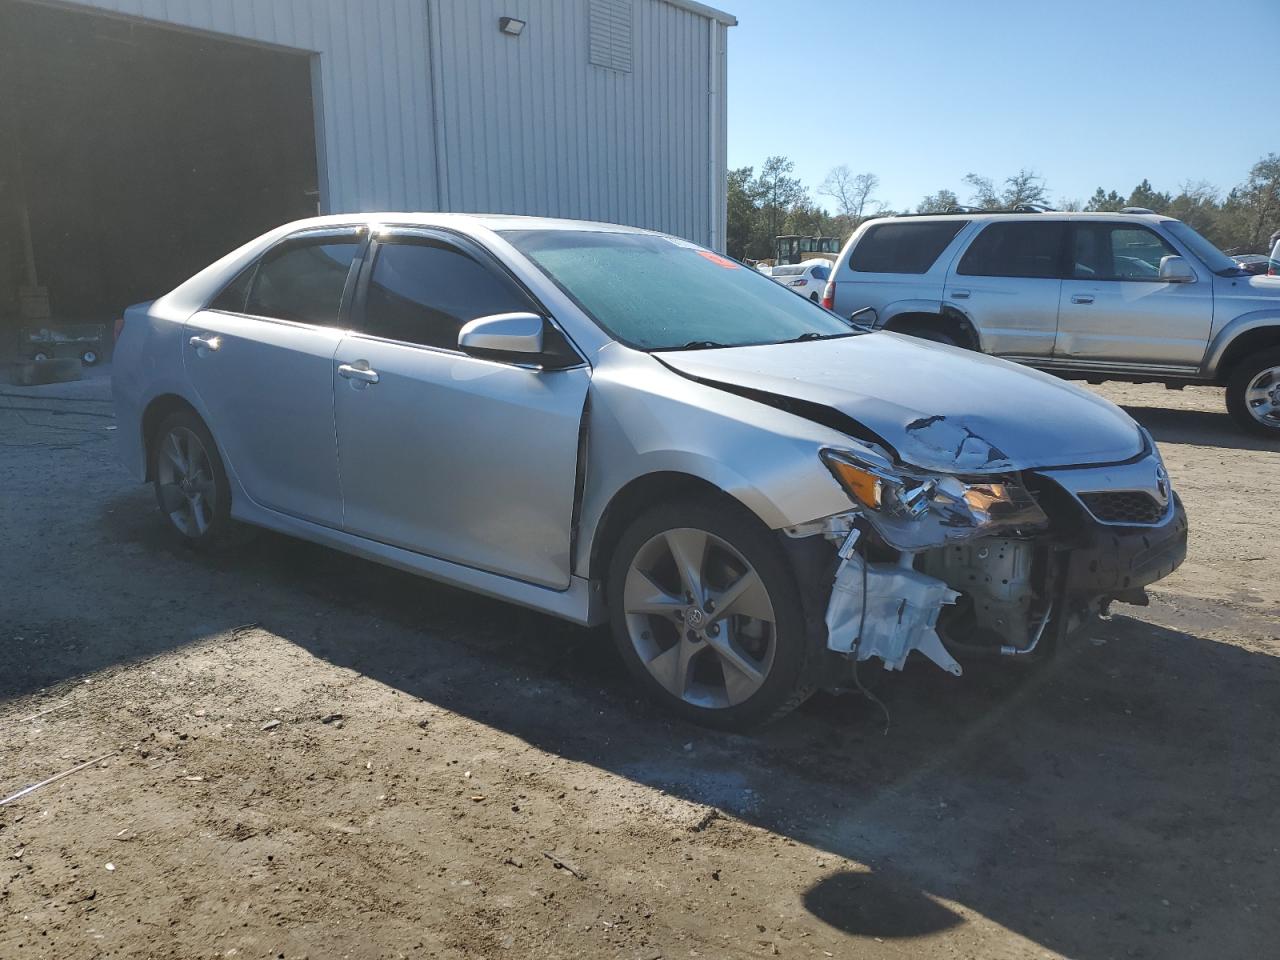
[727,153,1280,262]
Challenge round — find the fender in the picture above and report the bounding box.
[1203,309,1280,378]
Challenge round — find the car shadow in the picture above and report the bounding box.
[1120,403,1278,452]
[8,499,1280,959]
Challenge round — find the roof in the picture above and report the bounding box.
[659,0,737,26]
[876,211,1176,225]
[274,211,671,237]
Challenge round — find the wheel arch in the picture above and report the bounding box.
[881,306,980,349]
[585,471,760,588]
[1209,320,1280,383]
[140,393,204,481]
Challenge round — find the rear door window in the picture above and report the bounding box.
[847,221,967,274]
[241,234,361,325]
[957,221,1066,279]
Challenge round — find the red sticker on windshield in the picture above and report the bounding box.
[697,250,740,269]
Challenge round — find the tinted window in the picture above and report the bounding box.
[957,222,1065,279]
[810,264,830,281]
[501,229,855,351]
[209,263,256,313]
[244,237,360,325]
[359,239,534,350]
[771,265,805,276]
[848,221,966,274]
[1071,224,1178,280]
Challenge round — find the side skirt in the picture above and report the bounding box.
[230,496,607,628]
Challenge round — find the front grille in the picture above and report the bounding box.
[1078,491,1166,525]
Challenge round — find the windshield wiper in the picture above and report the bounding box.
[679,339,726,350]
[779,331,852,343]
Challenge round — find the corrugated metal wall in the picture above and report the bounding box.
[432,0,716,245]
[44,0,728,247]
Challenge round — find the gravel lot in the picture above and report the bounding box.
[1,371,1277,960]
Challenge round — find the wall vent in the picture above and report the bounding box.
[589,0,633,73]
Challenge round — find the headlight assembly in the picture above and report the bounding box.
[820,448,1048,551]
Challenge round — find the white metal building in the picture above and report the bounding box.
[0,0,734,343]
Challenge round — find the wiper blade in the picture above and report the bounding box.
[779,331,853,343]
[680,340,726,350]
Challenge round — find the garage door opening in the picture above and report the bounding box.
[0,0,320,357]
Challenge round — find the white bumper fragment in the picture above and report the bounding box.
[824,554,964,676]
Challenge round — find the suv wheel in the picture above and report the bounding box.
[607,498,818,730]
[1226,347,1280,436]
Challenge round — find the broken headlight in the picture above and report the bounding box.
[820,448,1049,551]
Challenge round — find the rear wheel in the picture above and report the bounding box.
[1226,347,1280,437]
[898,323,958,346]
[607,498,818,730]
[150,410,232,547]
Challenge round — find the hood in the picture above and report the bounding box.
[660,333,1144,473]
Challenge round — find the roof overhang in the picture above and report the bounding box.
[659,0,737,26]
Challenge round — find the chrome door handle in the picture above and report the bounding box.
[1070,294,1095,304]
[188,334,221,352]
[337,362,380,385]
[950,289,970,299]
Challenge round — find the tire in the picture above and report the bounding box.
[899,324,958,347]
[32,350,52,362]
[606,497,818,730]
[80,349,99,366]
[809,292,819,302]
[1225,346,1280,437]
[150,410,233,548]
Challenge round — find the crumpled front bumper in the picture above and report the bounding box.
[1060,493,1188,596]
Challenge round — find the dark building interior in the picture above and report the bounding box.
[0,0,320,356]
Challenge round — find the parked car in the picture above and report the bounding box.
[767,259,831,301]
[1230,253,1272,276]
[113,214,1186,730]
[1270,236,1279,277]
[822,211,1280,436]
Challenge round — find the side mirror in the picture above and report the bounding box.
[1158,255,1196,283]
[849,306,878,328]
[457,312,545,359]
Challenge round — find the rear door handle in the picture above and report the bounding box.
[337,362,380,385]
[188,334,221,352]
[1070,294,1095,304]
[950,289,970,299]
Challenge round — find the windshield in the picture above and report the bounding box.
[1163,221,1242,276]
[501,229,855,350]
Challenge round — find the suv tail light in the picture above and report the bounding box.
[820,280,834,310]
[113,316,125,342]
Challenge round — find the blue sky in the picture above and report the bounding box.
[722,0,1279,212]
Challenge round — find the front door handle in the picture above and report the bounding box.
[188,334,221,352]
[1070,294,1095,304]
[950,289,970,299]
[337,362,380,385]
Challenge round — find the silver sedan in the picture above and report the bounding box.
[113,214,1187,729]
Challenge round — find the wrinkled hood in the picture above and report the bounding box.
[660,333,1145,473]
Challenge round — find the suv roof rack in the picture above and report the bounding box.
[892,204,1055,218]
[1120,206,1157,215]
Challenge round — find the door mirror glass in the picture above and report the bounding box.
[457,312,545,358]
[1158,255,1196,283]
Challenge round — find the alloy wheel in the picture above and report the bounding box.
[1244,365,1280,428]
[622,527,777,709]
[155,426,217,536]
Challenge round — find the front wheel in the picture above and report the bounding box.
[150,410,233,547]
[1226,347,1280,437]
[606,498,818,730]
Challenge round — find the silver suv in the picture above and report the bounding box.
[823,212,1280,436]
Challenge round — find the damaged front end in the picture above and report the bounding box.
[788,438,1187,680]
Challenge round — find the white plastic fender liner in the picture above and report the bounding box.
[825,553,964,676]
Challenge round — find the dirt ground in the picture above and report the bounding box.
[1,371,1278,960]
